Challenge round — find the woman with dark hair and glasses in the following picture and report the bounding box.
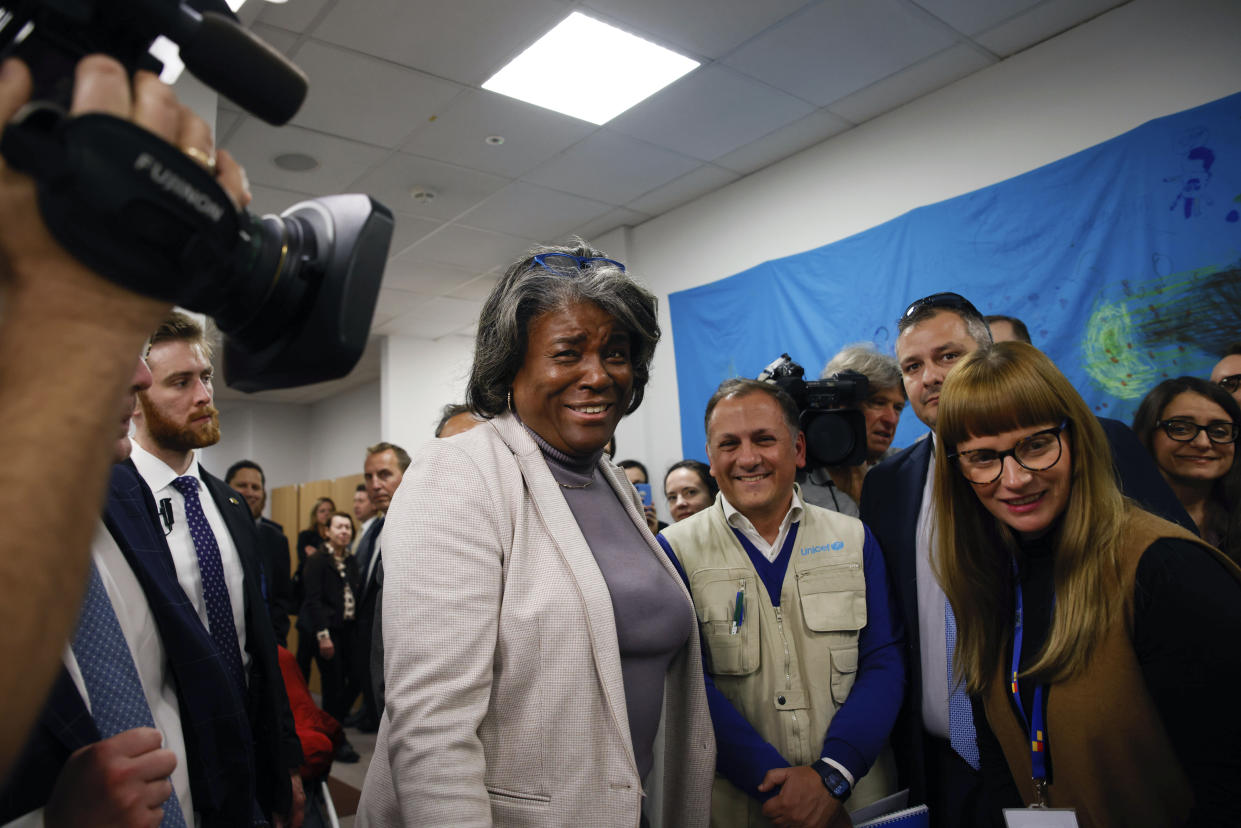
[1133,376,1241,564]
[931,342,1241,826]
[358,240,713,827]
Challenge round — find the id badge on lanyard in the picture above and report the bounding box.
[1002,559,1078,828]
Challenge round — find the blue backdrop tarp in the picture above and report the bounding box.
[668,91,1241,459]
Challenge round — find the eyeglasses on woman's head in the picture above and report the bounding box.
[531,253,626,277]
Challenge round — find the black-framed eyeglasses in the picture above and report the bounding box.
[901,291,983,321]
[948,420,1069,485]
[1155,418,1239,444]
[1217,373,1241,394]
[532,253,626,277]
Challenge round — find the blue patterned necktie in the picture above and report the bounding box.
[171,475,247,696]
[945,598,980,770]
[73,562,188,827]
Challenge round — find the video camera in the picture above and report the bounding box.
[0,0,394,391]
[757,354,870,467]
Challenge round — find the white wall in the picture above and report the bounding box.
[202,400,311,493]
[204,381,379,493]
[619,0,1241,502]
[307,380,382,480]
[380,334,476,455]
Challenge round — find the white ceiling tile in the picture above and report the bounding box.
[522,131,700,204]
[402,89,596,179]
[376,296,484,339]
[450,273,503,301]
[245,183,316,218]
[215,108,241,142]
[347,153,510,223]
[572,207,652,242]
[256,0,333,33]
[250,22,300,54]
[461,182,613,241]
[234,0,263,28]
[975,0,1127,57]
[911,0,1042,36]
[311,0,571,86]
[826,43,996,124]
[626,165,740,216]
[288,40,464,148]
[401,224,536,274]
[387,212,444,259]
[713,109,854,174]
[581,0,810,59]
[225,119,391,194]
[608,65,814,161]
[373,286,429,327]
[381,254,482,295]
[723,0,959,107]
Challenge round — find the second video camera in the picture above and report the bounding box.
[758,354,869,467]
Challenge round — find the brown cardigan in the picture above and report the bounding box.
[982,509,1241,828]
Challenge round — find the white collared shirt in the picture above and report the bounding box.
[6,523,198,828]
[720,488,805,563]
[129,442,250,676]
[914,435,951,737]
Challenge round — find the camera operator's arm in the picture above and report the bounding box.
[0,54,249,780]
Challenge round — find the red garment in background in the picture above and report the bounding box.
[278,644,343,779]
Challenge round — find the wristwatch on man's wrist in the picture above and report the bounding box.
[811,759,852,802]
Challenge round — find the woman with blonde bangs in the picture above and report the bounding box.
[931,342,1241,828]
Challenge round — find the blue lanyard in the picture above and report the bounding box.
[1011,559,1050,803]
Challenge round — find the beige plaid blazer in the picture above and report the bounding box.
[357,413,714,827]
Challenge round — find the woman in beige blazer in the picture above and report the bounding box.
[358,241,714,828]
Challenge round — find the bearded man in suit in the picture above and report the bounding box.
[130,311,305,827]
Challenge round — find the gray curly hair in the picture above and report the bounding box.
[822,342,904,396]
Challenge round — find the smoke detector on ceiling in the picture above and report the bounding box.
[410,187,437,204]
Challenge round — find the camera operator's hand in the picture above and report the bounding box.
[0,54,251,782]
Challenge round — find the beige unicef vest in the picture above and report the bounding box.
[661,491,896,827]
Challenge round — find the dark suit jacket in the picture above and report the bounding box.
[302,551,360,633]
[353,517,384,715]
[859,417,1195,804]
[0,463,257,826]
[257,517,293,644]
[200,467,304,820]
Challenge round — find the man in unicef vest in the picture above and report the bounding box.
[658,378,904,828]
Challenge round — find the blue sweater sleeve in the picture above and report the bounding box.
[656,533,789,799]
[820,525,906,780]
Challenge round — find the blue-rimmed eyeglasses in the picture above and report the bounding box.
[948,420,1069,485]
[1155,418,1239,444]
[532,253,626,277]
[901,292,983,321]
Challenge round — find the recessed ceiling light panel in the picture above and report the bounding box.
[482,12,699,126]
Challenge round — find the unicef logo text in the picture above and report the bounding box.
[800,541,845,556]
